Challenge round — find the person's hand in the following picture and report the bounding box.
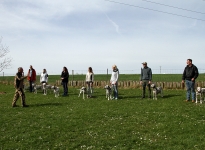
[191,78,195,81]
[149,81,151,84]
[182,80,185,83]
[140,81,142,85]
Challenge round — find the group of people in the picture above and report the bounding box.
[11,58,199,107]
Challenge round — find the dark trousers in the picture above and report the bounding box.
[62,81,68,95]
[142,80,151,98]
[29,80,33,92]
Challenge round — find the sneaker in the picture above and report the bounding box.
[115,98,118,100]
[141,97,145,99]
[185,100,189,102]
[22,105,29,107]
[192,100,195,103]
[12,105,18,107]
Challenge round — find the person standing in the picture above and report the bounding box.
[12,67,28,107]
[110,65,119,100]
[40,69,48,95]
[182,59,199,103]
[40,69,48,84]
[61,66,69,96]
[140,62,152,99]
[27,65,36,92]
[86,67,94,98]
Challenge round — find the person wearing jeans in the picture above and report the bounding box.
[140,62,152,99]
[182,59,199,102]
[110,65,119,100]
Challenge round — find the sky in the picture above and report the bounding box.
[0,0,205,75]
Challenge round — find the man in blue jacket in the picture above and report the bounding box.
[182,59,199,103]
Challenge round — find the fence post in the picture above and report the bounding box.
[107,68,108,82]
[72,70,74,81]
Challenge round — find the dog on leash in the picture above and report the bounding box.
[78,87,86,99]
[196,87,205,104]
[104,85,112,100]
[150,84,163,100]
[51,85,60,97]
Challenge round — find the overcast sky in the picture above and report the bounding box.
[0,0,205,75]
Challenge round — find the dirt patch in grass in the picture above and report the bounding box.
[0,92,6,94]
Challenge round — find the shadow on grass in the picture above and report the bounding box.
[31,102,64,107]
[162,94,181,98]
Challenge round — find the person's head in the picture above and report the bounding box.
[88,67,93,73]
[30,65,33,70]
[18,67,23,73]
[63,66,68,72]
[187,59,192,66]
[43,69,46,73]
[112,65,117,70]
[142,62,147,67]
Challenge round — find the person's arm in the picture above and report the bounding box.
[182,67,186,83]
[46,74,48,83]
[149,68,152,84]
[193,66,199,81]
[33,69,36,81]
[140,68,143,84]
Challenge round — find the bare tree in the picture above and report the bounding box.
[0,37,12,72]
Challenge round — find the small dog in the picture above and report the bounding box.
[196,87,205,104]
[151,84,163,100]
[78,87,87,99]
[104,85,112,100]
[51,85,60,97]
[32,83,42,94]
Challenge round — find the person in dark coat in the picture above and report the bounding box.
[61,66,69,96]
[182,59,199,103]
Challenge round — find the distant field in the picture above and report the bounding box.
[0,74,204,83]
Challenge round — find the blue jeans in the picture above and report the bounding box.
[62,81,68,96]
[185,80,196,100]
[112,84,118,99]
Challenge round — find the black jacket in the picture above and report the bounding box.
[182,64,199,81]
[61,71,69,82]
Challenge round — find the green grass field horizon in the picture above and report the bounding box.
[1,74,205,84]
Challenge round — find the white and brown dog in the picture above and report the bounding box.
[78,87,87,99]
[51,85,60,97]
[196,87,205,104]
[151,84,163,100]
[104,85,112,100]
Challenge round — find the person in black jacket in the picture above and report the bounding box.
[61,66,69,96]
[182,59,199,103]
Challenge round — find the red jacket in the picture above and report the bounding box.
[27,69,36,81]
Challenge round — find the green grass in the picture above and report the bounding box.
[1,74,205,83]
[1,84,205,149]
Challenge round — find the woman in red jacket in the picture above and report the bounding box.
[27,65,36,92]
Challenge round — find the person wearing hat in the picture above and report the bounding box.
[140,62,152,99]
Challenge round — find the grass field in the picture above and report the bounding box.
[1,84,205,149]
[1,74,205,83]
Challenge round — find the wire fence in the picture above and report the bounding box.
[1,69,205,77]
